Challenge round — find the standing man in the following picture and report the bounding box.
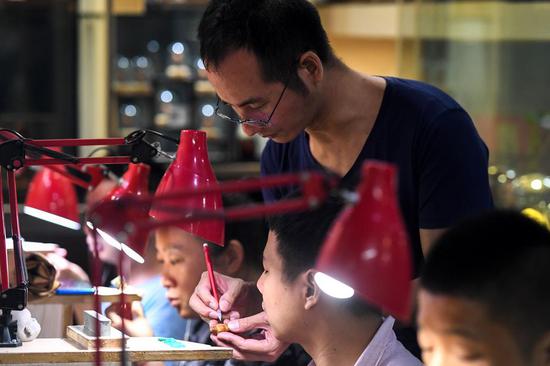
[190,0,493,361]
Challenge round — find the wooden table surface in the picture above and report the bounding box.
[0,337,233,364]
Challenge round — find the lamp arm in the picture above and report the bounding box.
[0,169,8,292]
[7,171,26,287]
[88,171,334,242]
[0,128,169,347]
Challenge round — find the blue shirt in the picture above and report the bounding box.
[261,77,493,275]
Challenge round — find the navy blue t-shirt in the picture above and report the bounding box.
[261,77,493,275]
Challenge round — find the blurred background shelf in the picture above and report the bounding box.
[112,81,154,97]
[319,2,550,41]
[1,0,549,216]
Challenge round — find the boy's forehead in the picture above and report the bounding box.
[155,228,200,249]
[264,231,281,261]
[418,289,527,365]
[417,290,490,337]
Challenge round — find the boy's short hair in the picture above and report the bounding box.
[198,0,337,93]
[420,210,550,354]
[208,193,268,272]
[268,198,380,317]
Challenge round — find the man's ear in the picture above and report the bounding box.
[214,239,244,277]
[532,331,550,366]
[302,270,321,311]
[297,51,324,86]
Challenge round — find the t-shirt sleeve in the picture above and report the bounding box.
[260,140,280,203]
[417,108,494,228]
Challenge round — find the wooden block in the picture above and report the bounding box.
[83,310,111,336]
[66,325,126,349]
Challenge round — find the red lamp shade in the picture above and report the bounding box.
[315,161,412,322]
[24,167,80,230]
[150,130,224,246]
[89,163,151,263]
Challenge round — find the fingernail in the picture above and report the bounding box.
[227,320,239,331]
[209,301,217,310]
[220,299,231,312]
[209,311,219,319]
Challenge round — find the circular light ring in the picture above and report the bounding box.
[314,272,354,299]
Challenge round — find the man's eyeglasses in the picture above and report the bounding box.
[215,79,289,128]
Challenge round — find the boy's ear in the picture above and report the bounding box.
[215,239,244,277]
[532,331,550,366]
[303,270,321,311]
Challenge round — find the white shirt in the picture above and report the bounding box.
[308,316,423,366]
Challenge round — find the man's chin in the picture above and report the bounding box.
[267,128,303,144]
[268,134,293,144]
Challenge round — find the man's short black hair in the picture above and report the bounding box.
[420,210,550,354]
[198,0,337,92]
[209,193,268,272]
[268,197,381,317]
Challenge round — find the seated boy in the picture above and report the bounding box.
[154,194,309,366]
[417,210,550,366]
[212,199,422,366]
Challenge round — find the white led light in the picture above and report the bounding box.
[24,206,81,230]
[121,244,145,264]
[117,57,130,69]
[531,179,543,191]
[171,42,184,55]
[202,104,214,117]
[136,56,148,68]
[506,170,516,179]
[124,104,137,117]
[147,40,160,53]
[86,222,144,263]
[96,228,123,250]
[196,59,205,70]
[160,90,174,104]
[314,272,354,299]
[543,177,550,188]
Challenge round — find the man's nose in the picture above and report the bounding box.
[241,123,262,137]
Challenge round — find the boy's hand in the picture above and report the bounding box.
[105,301,153,337]
[189,271,262,323]
[210,311,289,362]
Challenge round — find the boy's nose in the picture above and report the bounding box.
[256,274,265,294]
[160,274,173,289]
[428,350,444,366]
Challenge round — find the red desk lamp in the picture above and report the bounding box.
[0,128,169,347]
[150,130,224,246]
[24,167,81,230]
[88,159,413,324]
[315,161,412,321]
[22,145,115,230]
[90,163,151,263]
